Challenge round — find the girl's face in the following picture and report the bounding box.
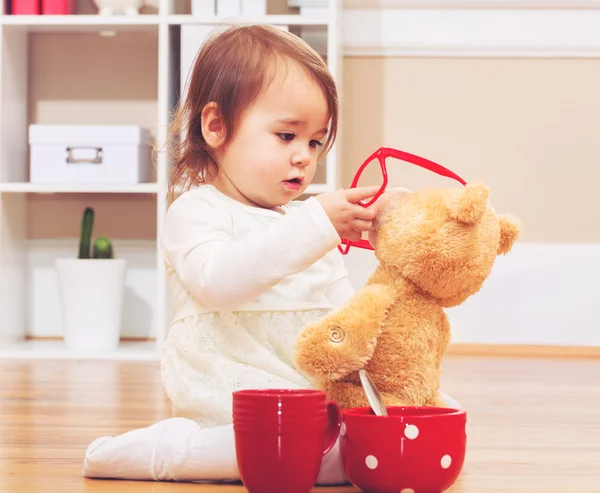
[205,62,330,210]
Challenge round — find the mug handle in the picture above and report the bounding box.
[322,400,342,455]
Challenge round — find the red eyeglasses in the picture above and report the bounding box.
[338,147,468,255]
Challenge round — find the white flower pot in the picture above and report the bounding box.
[55,258,127,352]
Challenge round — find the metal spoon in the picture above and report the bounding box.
[358,369,388,417]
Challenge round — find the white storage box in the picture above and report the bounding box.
[29,124,153,184]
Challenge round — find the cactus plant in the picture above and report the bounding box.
[93,236,114,259]
[78,207,94,259]
[77,207,115,259]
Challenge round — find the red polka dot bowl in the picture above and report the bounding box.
[339,406,467,493]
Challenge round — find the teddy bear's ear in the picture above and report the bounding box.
[498,214,521,254]
[448,182,490,224]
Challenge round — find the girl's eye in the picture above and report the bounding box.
[278,133,322,148]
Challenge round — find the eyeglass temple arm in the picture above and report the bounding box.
[379,147,467,186]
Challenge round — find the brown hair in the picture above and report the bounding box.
[166,24,339,198]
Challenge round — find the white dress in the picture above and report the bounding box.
[159,184,353,428]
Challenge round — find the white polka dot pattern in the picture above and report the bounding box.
[355,419,458,493]
[441,454,452,469]
[404,423,419,440]
[365,455,378,469]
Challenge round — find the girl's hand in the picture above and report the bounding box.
[316,186,380,241]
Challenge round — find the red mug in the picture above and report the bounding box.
[232,389,342,493]
[340,406,467,493]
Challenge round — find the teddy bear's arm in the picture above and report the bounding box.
[295,283,395,381]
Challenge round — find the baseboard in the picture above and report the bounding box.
[19,336,598,360]
[446,343,600,358]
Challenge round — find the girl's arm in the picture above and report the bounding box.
[161,190,341,311]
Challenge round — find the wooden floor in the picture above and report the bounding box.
[1,354,599,493]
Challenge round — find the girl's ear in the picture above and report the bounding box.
[201,102,226,149]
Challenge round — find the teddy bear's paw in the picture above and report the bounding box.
[295,282,394,382]
[295,320,377,382]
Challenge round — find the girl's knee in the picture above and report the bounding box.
[316,436,349,486]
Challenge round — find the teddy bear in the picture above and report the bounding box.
[295,182,521,410]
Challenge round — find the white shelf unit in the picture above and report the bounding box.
[0,0,342,360]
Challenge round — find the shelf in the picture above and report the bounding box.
[0,182,159,193]
[0,4,341,360]
[168,14,331,26]
[0,13,330,32]
[0,338,160,360]
[0,14,161,32]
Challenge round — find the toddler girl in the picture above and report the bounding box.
[83,23,379,485]
[82,24,459,485]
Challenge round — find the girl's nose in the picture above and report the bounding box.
[292,146,311,167]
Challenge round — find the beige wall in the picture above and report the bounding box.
[341,57,600,244]
[26,35,600,243]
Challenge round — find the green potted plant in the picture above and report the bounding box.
[55,207,127,352]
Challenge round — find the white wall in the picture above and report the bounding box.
[343,243,600,347]
[26,239,600,347]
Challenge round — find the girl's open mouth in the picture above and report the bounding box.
[283,178,303,190]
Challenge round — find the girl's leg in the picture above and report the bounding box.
[83,417,348,485]
[83,417,239,482]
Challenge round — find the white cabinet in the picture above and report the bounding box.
[0,0,341,359]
